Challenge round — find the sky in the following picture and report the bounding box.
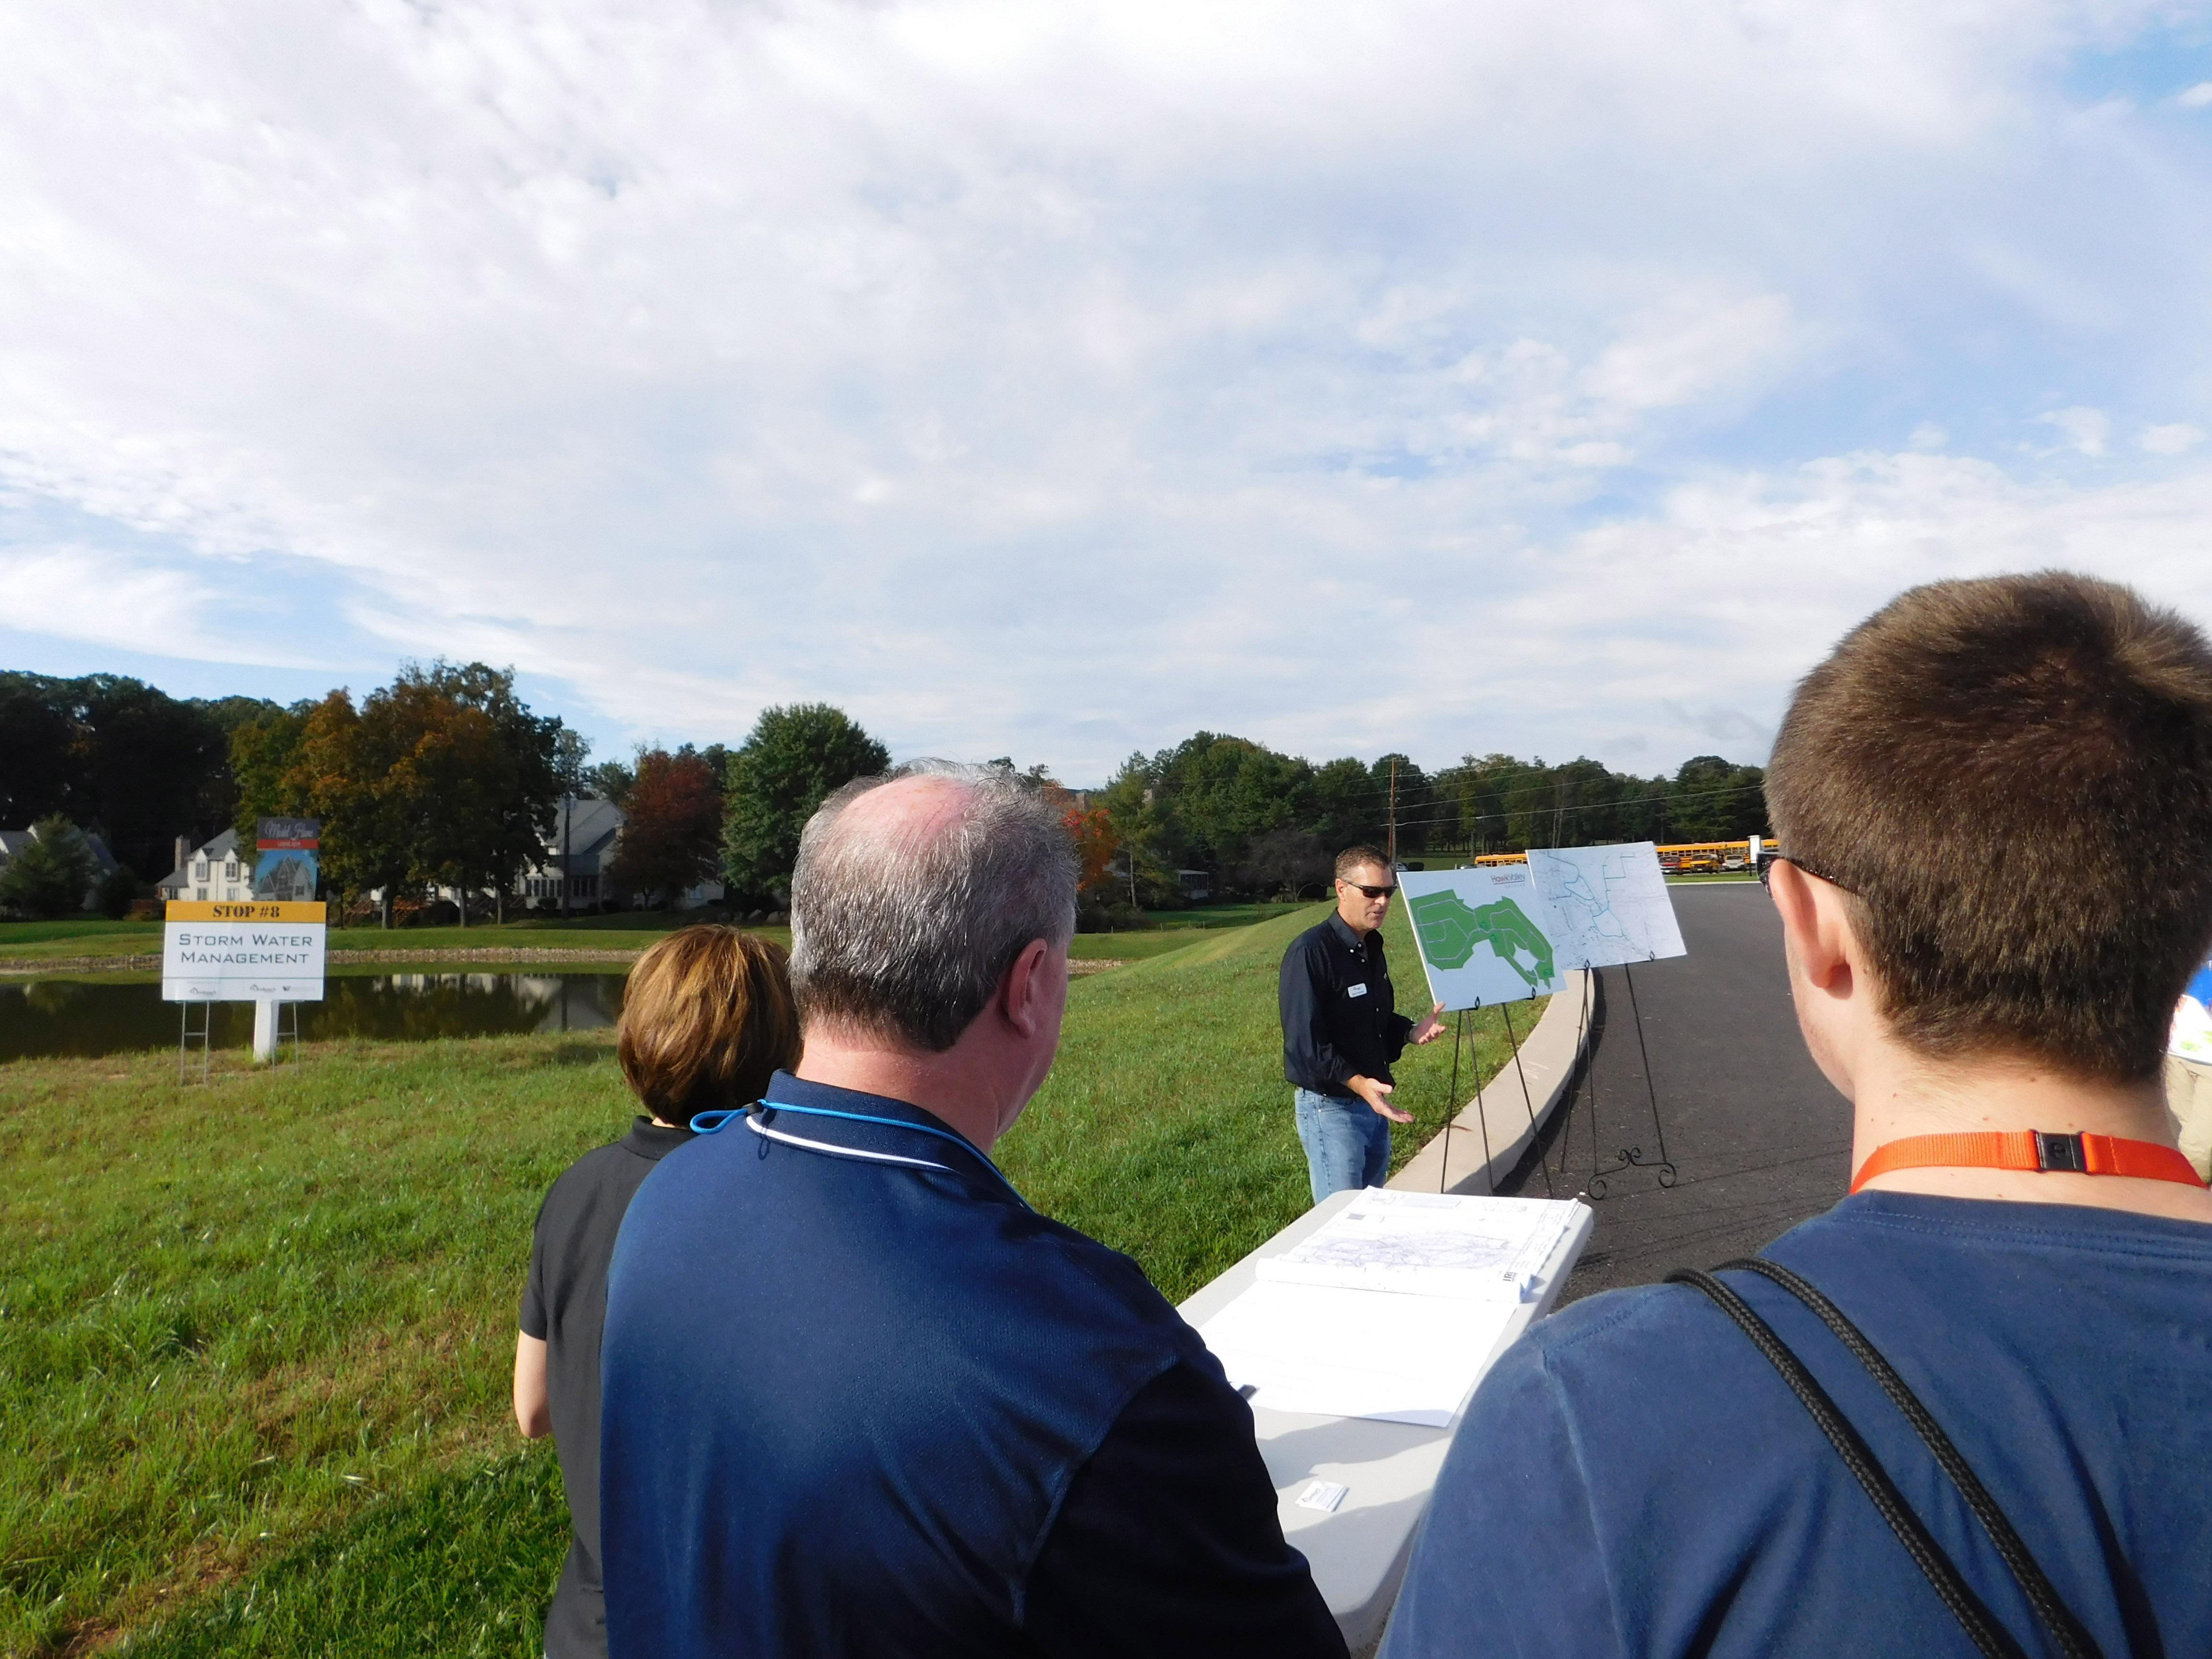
[3,0,2212,785]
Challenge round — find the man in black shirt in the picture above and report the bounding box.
[514,926,799,1659]
[1279,845,1445,1203]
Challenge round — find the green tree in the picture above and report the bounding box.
[96,864,138,918]
[721,704,890,902]
[290,691,408,926]
[1370,752,1433,858]
[229,703,314,864]
[1665,756,1770,841]
[1310,757,1384,852]
[0,816,96,919]
[1097,755,1180,907]
[586,759,636,810]
[0,674,84,826]
[1146,733,1317,878]
[371,663,563,926]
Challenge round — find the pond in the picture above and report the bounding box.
[0,972,630,1064]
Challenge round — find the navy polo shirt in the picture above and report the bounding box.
[1382,1193,2212,1658]
[599,1071,1344,1658]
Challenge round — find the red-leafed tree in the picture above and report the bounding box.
[1029,777,1118,898]
[609,748,724,908]
[1063,804,1118,895]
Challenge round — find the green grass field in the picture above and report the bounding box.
[0,903,1539,1655]
[0,916,1193,966]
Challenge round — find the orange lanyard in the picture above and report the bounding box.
[1851,1130,2205,1194]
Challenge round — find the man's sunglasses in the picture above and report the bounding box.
[1756,852,1854,894]
[1340,880,1397,899]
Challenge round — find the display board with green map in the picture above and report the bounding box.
[1398,865,1565,1008]
[1397,842,1686,1010]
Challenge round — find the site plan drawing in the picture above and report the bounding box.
[1254,1191,1580,1302]
[1527,842,1686,971]
[1399,842,1686,1010]
[1205,1192,1585,1423]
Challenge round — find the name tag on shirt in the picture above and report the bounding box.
[1346,983,1368,998]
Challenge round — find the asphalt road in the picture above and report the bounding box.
[1498,882,1853,1302]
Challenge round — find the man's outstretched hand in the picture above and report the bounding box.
[1349,1074,1414,1123]
[1410,1000,1447,1045]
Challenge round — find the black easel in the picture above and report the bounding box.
[1577,958,1677,1199]
[1499,999,1555,1198]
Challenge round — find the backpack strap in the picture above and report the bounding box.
[1667,1265,2065,1659]
[1713,1258,2102,1659]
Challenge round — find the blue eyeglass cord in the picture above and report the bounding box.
[691,1100,1030,1209]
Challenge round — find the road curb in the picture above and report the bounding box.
[1388,970,1590,1196]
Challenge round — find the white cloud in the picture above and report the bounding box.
[0,545,304,665]
[2179,82,2212,107]
[0,0,2208,778]
[2039,406,2111,456]
[2142,422,2205,455]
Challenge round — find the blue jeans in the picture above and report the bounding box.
[1294,1088,1392,1204]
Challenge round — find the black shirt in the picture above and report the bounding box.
[1280,912,1414,1094]
[520,1117,695,1659]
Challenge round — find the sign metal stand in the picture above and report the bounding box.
[177,999,212,1085]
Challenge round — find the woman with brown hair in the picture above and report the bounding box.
[512,926,798,1659]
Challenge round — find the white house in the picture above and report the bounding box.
[517,795,625,910]
[157,829,249,903]
[514,795,726,912]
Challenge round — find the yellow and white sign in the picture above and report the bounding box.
[163,901,327,1002]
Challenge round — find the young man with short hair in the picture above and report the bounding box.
[1280,845,1447,1203]
[1383,573,2212,1658]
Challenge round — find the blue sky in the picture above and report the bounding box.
[4,0,2212,785]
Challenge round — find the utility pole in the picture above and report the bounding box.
[1386,757,1398,866]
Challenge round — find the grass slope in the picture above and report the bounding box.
[0,903,1539,1655]
[1000,903,1541,1299]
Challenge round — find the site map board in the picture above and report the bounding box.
[1398,841,1687,1013]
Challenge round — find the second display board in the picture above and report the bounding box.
[1397,841,1687,1011]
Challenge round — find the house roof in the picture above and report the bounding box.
[541,795,625,874]
[157,827,242,891]
[1,825,118,870]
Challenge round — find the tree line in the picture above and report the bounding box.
[1094,735,1768,908]
[0,663,1767,924]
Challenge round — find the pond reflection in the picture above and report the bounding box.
[0,972,628,1064]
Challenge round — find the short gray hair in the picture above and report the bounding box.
[789,760,1078,1052]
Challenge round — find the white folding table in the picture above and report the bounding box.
[1178,1189,1596,1653]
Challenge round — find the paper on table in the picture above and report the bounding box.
[1254,1190,1578,1302]
[1196,1279,1521,1426]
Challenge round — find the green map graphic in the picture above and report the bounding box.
[1407,891,1556,989]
